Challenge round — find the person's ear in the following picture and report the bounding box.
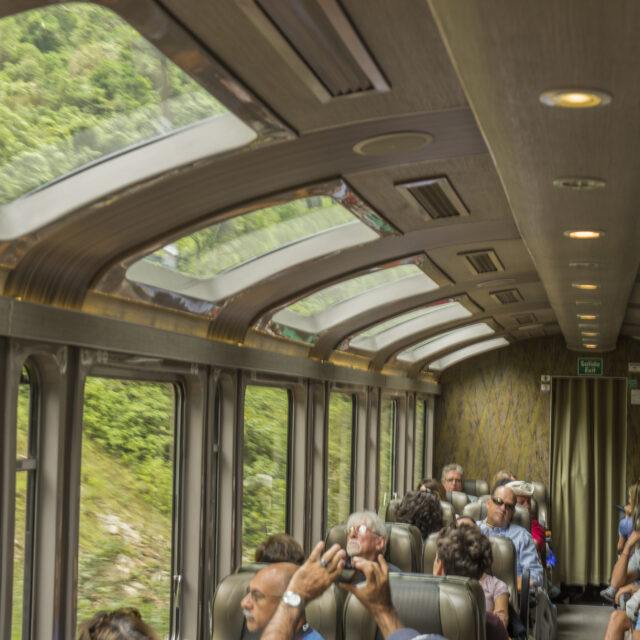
[433,556,444,576]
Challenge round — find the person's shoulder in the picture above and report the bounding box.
[305,629,325,640]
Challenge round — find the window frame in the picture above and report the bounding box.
[377,394,399,514]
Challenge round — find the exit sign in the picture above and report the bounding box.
[578,357,603,376]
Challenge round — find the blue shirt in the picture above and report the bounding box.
[388,631,446,640]
[477,520,543,586]
[620,516,633,540]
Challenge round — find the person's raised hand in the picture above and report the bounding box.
[287,541,345,604]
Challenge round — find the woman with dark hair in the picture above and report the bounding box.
[434,523,509,632]
[77,607,160,640]
[395,490,443,539]
[417,477,446,501]
[254,533,305,565]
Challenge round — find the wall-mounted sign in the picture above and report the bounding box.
[578,357,602,376]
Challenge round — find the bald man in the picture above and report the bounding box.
[240,562,324,638]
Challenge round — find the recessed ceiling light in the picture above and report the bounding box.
[583,343,598,349]
[582,331,599,337]
[540,89,612,108]
[553,177,606,190]
[577,314,599,320]
[572,283,600,290]
[576,299,602,306]
[569,261,600,269]
[564,230,604,239]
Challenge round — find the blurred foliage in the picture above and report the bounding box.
[378,398,396,517]
[327,393,353,529]
[0,3,224,204]
[414,400,426,489]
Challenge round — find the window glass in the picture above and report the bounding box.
[142,197,367,279]
[347,300,472,353]
[378,398,396,516]
[327,393,354,529]
[0,3,237,205]
[397,322,495,363]
[13,367,35,640]
[242,386,290,562]
[287,264,431,316]
[413,401,425,489]
[428,337,510,372]
[77,378,176,637]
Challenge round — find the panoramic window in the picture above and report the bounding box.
[13,367,37,640]
[242,386,290,562]
[77,378,177,637]
[413,400,425,489]
[397,322,495,364]
[268,260,441,344]
[428,337,510,372]
[378,397,397,516]
[345,299,472,354]
[0,3,247,206]
[126,193,383,304]
[327,393,354,530]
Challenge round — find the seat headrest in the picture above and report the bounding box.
[488,535,519,609]
[344,573,486,640]
[446,490,470,514]
[463,478,489,497]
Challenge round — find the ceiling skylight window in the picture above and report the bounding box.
[0,3,253,208]
[397,322,495,364]
[345,300,472,354]
[263,257,445,344]
[428,337,510,372]
[125,187,390,305]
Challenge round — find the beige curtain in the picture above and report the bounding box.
[550,376,627,585]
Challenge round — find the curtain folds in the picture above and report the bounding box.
[550,376,627,585]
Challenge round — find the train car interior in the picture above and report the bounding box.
[1,1,639,639]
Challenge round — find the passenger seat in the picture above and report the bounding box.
[464,478,489,497]
[446,490,470,514]
[343,572,486,640]
[462,497,531,532]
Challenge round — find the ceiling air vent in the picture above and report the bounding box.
[460,249,504,275]
[397,176,469,220]
[514,313,537,325]
[247,0,390,100]
[490,289,524,305]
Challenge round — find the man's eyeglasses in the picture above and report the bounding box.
[348,524,373,536]
[491,496,516,512]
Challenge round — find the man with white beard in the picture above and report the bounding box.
[345,511,400,581]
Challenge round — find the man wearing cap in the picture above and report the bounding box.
[477,483,543,588]
[507,480,545,554]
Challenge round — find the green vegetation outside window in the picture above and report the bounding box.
[12,367,36,640]
[0,3,233,205]
[378,398,397,517]
[242,386,290,562]
[77,378,176,638]
[327,393,354,530]
[413,401,426,489]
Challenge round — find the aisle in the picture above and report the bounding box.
[556,604,611,639]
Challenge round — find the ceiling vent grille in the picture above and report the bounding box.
[397,176,469,220]
[491,289,524,305]
[514,313,537,325]
[460,249,504,275]
[251,0,389,99]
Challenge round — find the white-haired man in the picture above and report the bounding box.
[345,511,400,579]
[441,463,464,493]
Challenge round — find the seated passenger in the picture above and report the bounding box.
[417,477,446,500]
[441,463,464,493]
[433,523,509,631]
[255,533,305,565]
[346,511,400,576]
[604,529,640,640]
[395,490,443,540]
[491,469,516,489]
[507,480,545,554]
[77,607,160,640]
[260,541,447,640]
[240,562,324,637]
[477,483,543,588]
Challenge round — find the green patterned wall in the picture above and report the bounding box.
[435,335,640,490]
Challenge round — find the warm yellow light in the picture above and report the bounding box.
[565,230,603,239]
[572,283,599,290]
[540,89,612,108]
[577,314,598,320]
[584,344,598,349]
[582,332,599,337]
